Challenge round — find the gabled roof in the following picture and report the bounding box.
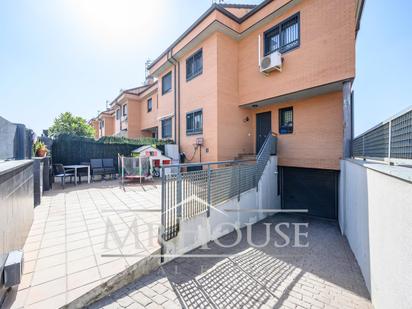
[109,84,149,107]
[147,0,366,72]
[146,0,276,71]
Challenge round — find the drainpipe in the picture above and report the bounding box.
[166,51,178,150]
[167,51,181,152]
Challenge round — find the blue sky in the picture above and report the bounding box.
[0,0,411,136]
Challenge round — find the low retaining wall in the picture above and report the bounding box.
[339,159,412,309]
[162,156,279,262]
[65,249,161,309]
[0,160,34,304]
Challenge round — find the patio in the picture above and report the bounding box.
[89,214,373,309]
[3,179,161,309]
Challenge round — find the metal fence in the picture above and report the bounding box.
[160,133,277,241]
[352,107,412,161]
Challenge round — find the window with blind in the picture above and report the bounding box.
[279,107,293,134]
[186,49,203,81]
[186,109,203,135]
[147,98,152,112]
[264,13,300,55]
[162,71,172,95]
[162,118,172,139]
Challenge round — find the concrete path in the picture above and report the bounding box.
[90,214,373,309]
[4,180,161,309]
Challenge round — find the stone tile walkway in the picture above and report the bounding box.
[90,214,373,309]
[3,180,161,309]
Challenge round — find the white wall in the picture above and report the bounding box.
[339,159,412,309]
[162,156,280,261]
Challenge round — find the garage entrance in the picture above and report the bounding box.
[279,167,338,220]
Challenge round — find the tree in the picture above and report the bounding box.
[48,112,95,138]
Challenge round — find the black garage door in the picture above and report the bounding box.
[280,167,339,220]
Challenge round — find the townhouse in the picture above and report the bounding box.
[90,0,364,219]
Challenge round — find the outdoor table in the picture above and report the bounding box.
[63,165,90,185]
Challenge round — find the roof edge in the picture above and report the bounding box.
[220,3,257,9]
[355,0,366,33]
[147,1,274,71]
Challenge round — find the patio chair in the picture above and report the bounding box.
[103,158,117,179]
[53,164,74,189]
[90,159,105,181]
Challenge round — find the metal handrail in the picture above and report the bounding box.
[160,132,278,242]
[161,158,255,170]
[257,132,277,160]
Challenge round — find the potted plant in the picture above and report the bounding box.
[33,140,48,157]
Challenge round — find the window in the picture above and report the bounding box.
[147,98,152,112]
[99,120,104,129]
[162,117,172,139]
[264,13,300,56]
[162,71,172,95]
[186,49,203,81]
[279,107,293,134]
[122,104,128,116]
[116,109,120,120]
[186,110,203,135]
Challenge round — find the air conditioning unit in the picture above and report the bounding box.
[260,51,282,73]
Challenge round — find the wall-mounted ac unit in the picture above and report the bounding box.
[258,34,282,74]
[260,51,282,73]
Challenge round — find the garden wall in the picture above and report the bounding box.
[51,135,166,167]
[339,159,412,309]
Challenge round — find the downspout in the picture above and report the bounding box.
[177,61,181,152]
[166,51,178,148]
[168,51,181,152]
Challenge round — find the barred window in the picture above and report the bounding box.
[279,107,293,134]
[264,13,300,55]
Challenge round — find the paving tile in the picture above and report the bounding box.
[67,279,102,303]
[98,258,129,278]
[37,244,66,259]
[10,180,161,309]
[26,277,66,305]
[67,246,94,262]
[67,255,97,275]
[17,272,33,291]
[28,292,66,309]
[22,260,36,274]
[31,263,66,286]
[67,266,101,291]
[35,252,66,270]
[130,292,152,306]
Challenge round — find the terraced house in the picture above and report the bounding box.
[90,0,364,219]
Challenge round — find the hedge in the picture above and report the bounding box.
[51,134,168,167]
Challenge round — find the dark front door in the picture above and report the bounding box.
[280,167,339,220]
[256,112,272,153]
